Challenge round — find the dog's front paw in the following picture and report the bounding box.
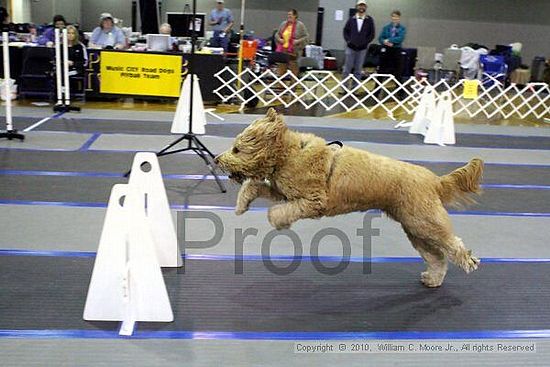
[235,204,249,215]
[268,206,291,230]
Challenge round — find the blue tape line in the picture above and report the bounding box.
[0,147,76,152]
[1,200,549,217]
[133,329,550,340]
[447,211,550,218]
[1,143,550,168]
[0,200,109,208]
[481,184,550,190]
[0,249,97,257]
[1,329,550,340]
[1,169,549,190]
[2,249,550,264]
[0,170,229,181]
[165,174,229,180]
[0,170,124,178]
[78,133,102,152]
[183,254,423,263]
[0,200,187,210]
[404,160,550,168]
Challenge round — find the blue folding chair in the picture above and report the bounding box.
[479,55,508,87]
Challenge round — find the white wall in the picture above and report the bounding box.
[26,0,550,62]
[319,0,550,62]
[30,0,81,25]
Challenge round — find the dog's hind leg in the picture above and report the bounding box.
[405,232,448,288]
[399,202,479,287]
[236,180,285,215]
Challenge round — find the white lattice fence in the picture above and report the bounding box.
[214,66,550,120]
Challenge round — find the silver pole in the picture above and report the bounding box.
[2,32,12,131]
[240,0,245,24]
[54,28,63,105]
[62,28,70,105]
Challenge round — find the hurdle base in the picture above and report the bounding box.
[0,129,25,141]
[53,104,81,113]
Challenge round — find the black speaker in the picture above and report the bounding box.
[139,0,160,35]
[158,1,162,22]
[131,1,137,31]
[315,7,324,46]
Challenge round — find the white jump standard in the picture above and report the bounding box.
[0,32,24,141]
[53,28,80,113]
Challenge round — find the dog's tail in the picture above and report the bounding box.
[438,158,484,206]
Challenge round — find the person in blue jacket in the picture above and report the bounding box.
[378,10,406,48]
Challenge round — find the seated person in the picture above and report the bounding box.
[89,13,125,49]
[159,23,178,49]
[38,14,66,46]
[23,23,38,43]
[66,25,88,75]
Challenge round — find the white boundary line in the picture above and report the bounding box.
[23,115,55,132]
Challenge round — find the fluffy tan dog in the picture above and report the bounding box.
[215,108,484,287]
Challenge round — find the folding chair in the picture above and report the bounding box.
[480,54,508,87]
[440,47,462,83]
[415,46,436,70]
[414,47,436,82]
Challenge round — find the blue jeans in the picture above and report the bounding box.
[343,47,367,86]
[211,30,229,51]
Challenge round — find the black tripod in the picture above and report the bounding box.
[155,130,226,193]
[126,0,226,193]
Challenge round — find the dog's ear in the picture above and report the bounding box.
[266,107,278,121]
[265,108,287,132]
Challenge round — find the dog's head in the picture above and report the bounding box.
[215,108,289,183]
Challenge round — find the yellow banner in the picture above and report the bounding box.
[462,80,479,99]
[100,51,182,97]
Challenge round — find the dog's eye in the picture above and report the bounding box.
[232,147,240,154]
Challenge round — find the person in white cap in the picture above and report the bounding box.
[342,0,375,92]
[90,13,125,49]
[209,0,234,51]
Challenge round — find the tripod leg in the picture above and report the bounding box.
[193,147,227,193]
[123,136,190,177]
[157,135,187,157]
[192,136,217,160]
